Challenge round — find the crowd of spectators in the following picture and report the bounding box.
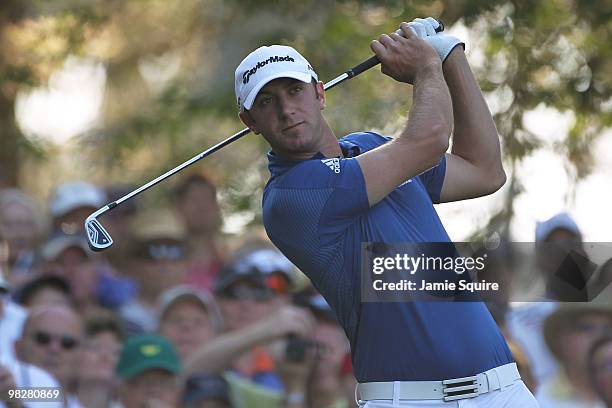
[0,175,611,407]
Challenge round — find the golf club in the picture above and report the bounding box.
[85,20,444,251]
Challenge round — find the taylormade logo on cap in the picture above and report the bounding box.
[242,55,296,84]
[235,45,318,111]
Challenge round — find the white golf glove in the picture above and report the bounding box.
[401,17,464,62]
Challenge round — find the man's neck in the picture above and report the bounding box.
[316,119,341,158]
[275,119,341,160]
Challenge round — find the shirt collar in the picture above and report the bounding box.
[266,150,313,176]
[338,138,362,158]
[267,138,363,176]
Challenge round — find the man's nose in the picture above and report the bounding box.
[47,340,63,353]
[276,94,296,118]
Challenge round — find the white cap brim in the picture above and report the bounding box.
[158,285,223,332]
[41,235,91,261]
[242,71,313,111]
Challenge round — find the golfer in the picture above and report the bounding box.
[234,18,538,407]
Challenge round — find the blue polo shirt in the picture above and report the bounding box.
[263,131,513,382]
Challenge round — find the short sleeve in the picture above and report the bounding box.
[281,156,369,218]
[418,155,447,204]
[263,156,369,249]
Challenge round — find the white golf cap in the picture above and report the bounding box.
[49,181,106,218]
[157,285,223,332]
[535,212,582,243]
[41,233,92,261]
[234,45,318,111]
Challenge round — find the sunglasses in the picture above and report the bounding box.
[135,243,186,261]
[220,284,275,301]
[32,331,80,351]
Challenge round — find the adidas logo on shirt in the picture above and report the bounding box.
[321,158,341,174]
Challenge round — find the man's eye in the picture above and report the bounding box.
[258,96,272,106]
[291,85,303,94]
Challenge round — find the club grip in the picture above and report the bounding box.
[348,20,445,78]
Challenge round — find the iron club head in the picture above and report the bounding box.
[85,207,114,251]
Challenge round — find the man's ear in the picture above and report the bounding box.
[316,81,326,110]
[239,111,260,135]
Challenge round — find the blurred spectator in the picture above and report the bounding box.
[76,309,123,408]
[589,336,612,408]
[0,281,27,363]
[1,260,27,388]
[535,215,595,302]
[593,258,612,302]
[215,248,294,332]
[0,301,61,408]
[0,189,45,288]
[157,285,222,362]
[302,293,350,408]
[37,230,135,311]
[293,286,353,406]
[1,294,60,408]
[85,184,140,310]
[536,303,612,408]
[13,275,72,309]
[213,248,296,391]
[0,364,61,408]
[1,232,8,293]
[115,334,182,408]
[187,304,315,408]
[0,271,7,294]
[48,181,105,236]
[507,212,584,384]
[15,305,85,407]
[38,233,100,314]
[473,242,515,338]
[95,267,137,310]
[102,184,139,270]
[182,374,233,408]
[184,248,312,406]
[119,208,189,335]
[1,225,8,289]
[174,173,224,292]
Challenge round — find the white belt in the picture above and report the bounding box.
[357,363,521,402]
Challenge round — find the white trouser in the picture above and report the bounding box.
[356,380,539,408]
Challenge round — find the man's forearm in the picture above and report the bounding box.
[401,61,453,151]
[184,321,274,376]
[443,48,504,176]
[357,35,453,206]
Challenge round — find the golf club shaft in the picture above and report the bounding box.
[96,64,368,215]
[101,52,385,213]
[97,20,445,216]
[107,127,251,211]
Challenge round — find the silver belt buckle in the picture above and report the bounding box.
[442,375,479,401]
